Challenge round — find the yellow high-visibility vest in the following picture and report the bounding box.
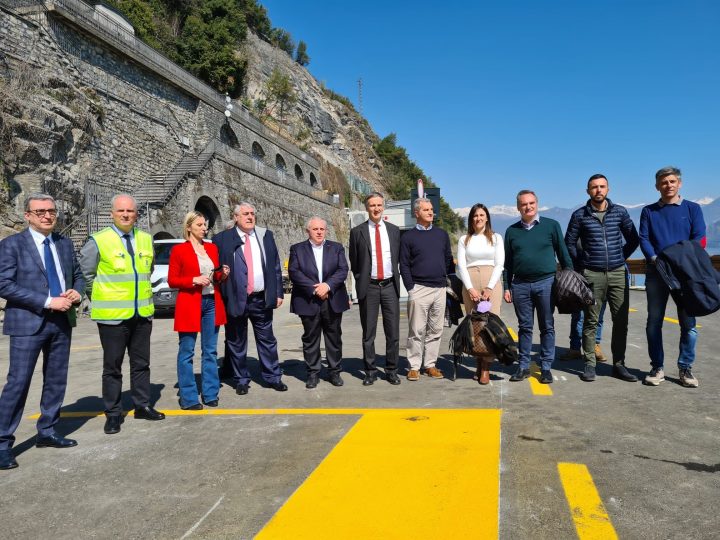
[90,227,154,320]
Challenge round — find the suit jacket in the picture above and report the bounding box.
[167,241,227,332]
[349,219,401,300]
[0,228,85,336]
[213,226,283,317]
[289,240,350,316]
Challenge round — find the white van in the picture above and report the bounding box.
[151,238,184,312]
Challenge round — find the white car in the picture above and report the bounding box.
[151,238,185,312]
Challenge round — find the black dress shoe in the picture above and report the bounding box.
[306,374,319,389]
[236,384,249,395]
[580,365,596,382]
[386,372,401,385]
[36,433,78,448]
[181,403,203,410]
[203,400,219,407]
[613,364,638,382]
[362,372,378,386]
[134,406,165,420]
[509,367,531,382]
[104,415,123,435]
[328,373,344,387]
[268,381,288,392]
[0,449,18,470]
[540,370,554,384]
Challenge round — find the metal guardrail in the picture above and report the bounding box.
[626,256,720,274]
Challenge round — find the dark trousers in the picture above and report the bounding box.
[359,281,400,374]
[0,313,71,450]
[225,293,282,386]
[300,300,343,375]
[98,317,152,416]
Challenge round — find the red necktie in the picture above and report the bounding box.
[375,224,384,280]
[244,233,254,295]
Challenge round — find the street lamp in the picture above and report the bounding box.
[224,94,233,119]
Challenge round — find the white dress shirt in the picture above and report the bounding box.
[368,220,393,279]
[237,227,264,292]
[29,228,65,307]
[310,239,325,282]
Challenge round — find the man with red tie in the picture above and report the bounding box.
[349,192,402,386]
[213,203,287,395]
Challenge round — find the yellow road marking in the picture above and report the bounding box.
[629,308,638,312]
[558,462,618,539]
[664,316,701,328]
[256,409,501,539]
[70,345,102,351]
[529,365,553,396]
[31,407,492,419]
[506,327,552,395]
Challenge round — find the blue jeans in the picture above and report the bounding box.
[645,266,697,369]
[569,302,605,350]
[511,276,555,371]
[177,296,220,406]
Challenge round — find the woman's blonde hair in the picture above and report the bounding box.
[182,211,206,240]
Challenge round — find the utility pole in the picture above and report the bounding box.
[357,77,363,115]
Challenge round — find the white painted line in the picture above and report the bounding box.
[627,344,641,349]
[180,495,225,539]
[554,375,559,381]
[560,376,567,381]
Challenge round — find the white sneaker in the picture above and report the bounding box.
[679,368,699,388]
[644,368,665,386]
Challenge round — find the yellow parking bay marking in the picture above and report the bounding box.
[505,327,552,396]
[529,365,553,396]
[664,316,701,328]
[70,345,102,351]
[257,409,501,539]
[558,462,618,540]
[629,308,638,312]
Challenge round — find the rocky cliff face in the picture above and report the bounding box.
[0,61,102,237]
[242,32,385,204]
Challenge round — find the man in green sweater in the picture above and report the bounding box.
[504,190,573,383]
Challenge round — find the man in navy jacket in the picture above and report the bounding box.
[0,194,84,470]
[214,202,287,394]
[565,174,639,383]
[289,216,349,389]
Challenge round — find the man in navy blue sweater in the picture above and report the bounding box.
[399,198,454,381]
[639,166,706,388]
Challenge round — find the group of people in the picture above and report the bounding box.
[0,165,708,470]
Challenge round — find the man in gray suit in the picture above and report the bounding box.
[349,192,402,386]
[0,194,84,470]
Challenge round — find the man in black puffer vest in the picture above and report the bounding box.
[565,174,639,383]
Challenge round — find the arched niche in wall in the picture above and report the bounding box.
[194,196,221,234]
[309,172,318,187]
[275,154,287,171]
[220,122,240,149]
[294,164,305,182]
[252,142,266,161]
[153,231,175,240]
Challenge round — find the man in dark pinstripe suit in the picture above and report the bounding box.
[0,194,85,470]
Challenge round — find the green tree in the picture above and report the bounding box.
[265,68,297,123]
[270,28,295,57]
[295,40,310,66]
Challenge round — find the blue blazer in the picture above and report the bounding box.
[213,226,283,317]
[0,228,85,335]
[288,240,350,316]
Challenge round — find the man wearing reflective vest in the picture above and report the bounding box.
[80,194,165,435]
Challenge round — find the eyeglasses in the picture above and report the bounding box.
[27,209,58,217]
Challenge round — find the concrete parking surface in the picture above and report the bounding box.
[1,290,719,539]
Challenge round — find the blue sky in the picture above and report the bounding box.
[261,0,720,210]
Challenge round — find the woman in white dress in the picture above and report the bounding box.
[456,203,504,384]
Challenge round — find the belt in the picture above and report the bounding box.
[369,278,393,286]
[248,291,264,298]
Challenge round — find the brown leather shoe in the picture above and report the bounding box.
[407,369,420,381]
[594,344,607,362]
[478,359,491,385]
[424,366,443,379]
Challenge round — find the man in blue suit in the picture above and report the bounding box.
[0,194,84,470]
[289,216,350,389]
[214,202,287,394]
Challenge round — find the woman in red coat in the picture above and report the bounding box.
[168,211,229,409]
